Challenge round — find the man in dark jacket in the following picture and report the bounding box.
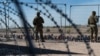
[88,11,99,42]
[33,12,45,42]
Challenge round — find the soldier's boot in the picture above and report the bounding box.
[40,37,45,42]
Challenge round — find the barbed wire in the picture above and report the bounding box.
[0,6,19,17]
[0,6,34,36]
[1,5,47,56]
[0,18,23,55]
[19,2,54,56]
[38,0,96,56]
[6,6,33,29]
[7,6,19,14]
[0,2,33,30]
[0,10,25,35]
[7,7,33,29]
[19,2,63,33]
[38,0,82,34]
[7,7,45,56]
[0,9,28,53]
[0,0,35,55]
[35,2,71,56]
[0,1,62,34]
[0,18,12,34]
[14,1,95,56]
[0,0,96,56]
[11,0,35,55]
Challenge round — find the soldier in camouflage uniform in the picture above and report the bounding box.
[88,11,99,42]
[33,12,45,42]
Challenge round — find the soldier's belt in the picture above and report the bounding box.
[89,25,95,27]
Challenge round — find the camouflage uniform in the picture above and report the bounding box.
[88,11,99,42]
[33,12,45,42]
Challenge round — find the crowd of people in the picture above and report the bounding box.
[32,34,100,42]
[0,33,100,42]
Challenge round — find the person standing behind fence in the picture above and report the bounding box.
[88,11,99,42]
[33,12,45,42]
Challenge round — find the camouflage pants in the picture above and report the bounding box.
[90,25,98,41]
[35,27,44,41]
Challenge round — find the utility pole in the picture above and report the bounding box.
[3,0,10,39]
[3,1,8,38]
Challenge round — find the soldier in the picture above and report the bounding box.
[33,12,45,42]
[88,11,99,42]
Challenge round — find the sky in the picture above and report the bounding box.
[0,0,100,28]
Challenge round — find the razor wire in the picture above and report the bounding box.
[0,5,45,56]
[14,1,69,56]
[0,18,13,36]
[12,0,94,56]
[19,2,63,33]
[2,5,48,56]
[38,0,82,35]
[0,8,26,36]
[0,5,34,37]
[0,10,27,55]
[35,2,71,56]
[18,1,71,56]
[0,6,19,17]
[0,2,34,30]
[37,0,96,56]
[0,10,32,55]
[18,3,64,55]
[0,0,96,56]
[18,2,61,56]
[11,0,36,55]
[0,18,23,55]
[6,6,34,30]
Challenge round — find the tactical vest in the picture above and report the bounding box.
[33,16,44,27]
[88,16,96,25]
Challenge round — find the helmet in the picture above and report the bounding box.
[92,11,96,15]
[37,12,40,16]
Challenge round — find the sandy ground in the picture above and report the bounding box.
[0,40,100,56]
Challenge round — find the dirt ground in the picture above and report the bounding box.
[0,40,100,56]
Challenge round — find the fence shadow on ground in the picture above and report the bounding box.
[0,43,86,55]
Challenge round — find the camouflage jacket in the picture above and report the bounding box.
[33,16,44,28]
[88,15,99,25]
